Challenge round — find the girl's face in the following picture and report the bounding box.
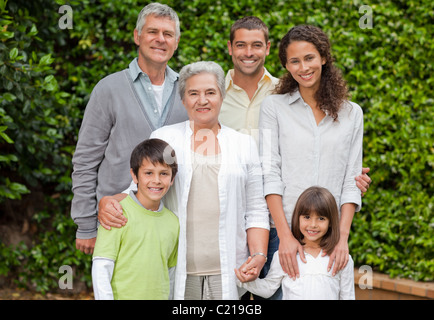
[285,40,326,94]
[299,211,329,247]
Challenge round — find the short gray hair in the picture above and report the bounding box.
[178,61,226,100]
[135,3,180,40]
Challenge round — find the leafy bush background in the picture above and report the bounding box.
[0,0,432,293]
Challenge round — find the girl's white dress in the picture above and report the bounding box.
[237,250,355,300]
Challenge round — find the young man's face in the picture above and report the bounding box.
[228,28,270,78]
[134,14,179,70]
[131,158,174,211]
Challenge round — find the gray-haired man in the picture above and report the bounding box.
[71,3,188,254]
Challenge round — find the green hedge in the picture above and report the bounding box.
[0,0,432,292]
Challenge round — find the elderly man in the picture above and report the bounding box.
[71,3,188,255]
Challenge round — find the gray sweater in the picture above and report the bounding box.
[71,68,188,239]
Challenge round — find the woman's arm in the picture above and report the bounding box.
[266,194,306,279]
[242,136,270,280]
[239,228,269,281]
[326,103,364,274]
[235,252,285,298]
[327,203,355,276]
[258,97,306,279]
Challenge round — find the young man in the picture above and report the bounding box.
[92,138,179,300]
[220,17,371,300]
[71,3,188,255]
[219,16,279,144]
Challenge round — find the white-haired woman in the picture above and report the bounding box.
[99,61,270,300]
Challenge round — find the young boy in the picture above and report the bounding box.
[92,138,179,300]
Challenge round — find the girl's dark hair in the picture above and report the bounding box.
[130,138,177,181]
[275,25,348,121]
[291,186,340,254]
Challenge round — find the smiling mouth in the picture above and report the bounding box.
[241,59,256,65]
[196,108,211,112]
[152,47,166,52]
[307,230,320,235]
[300,72,314,80]
[148,187,163,192]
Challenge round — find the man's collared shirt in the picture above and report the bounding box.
[129,58,179,129]
[219,68,279,144]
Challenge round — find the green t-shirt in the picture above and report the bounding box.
[93,195,179,300]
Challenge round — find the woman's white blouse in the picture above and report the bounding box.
[238,251,355,300]
[147,120,270,300]
[259,90,363,226]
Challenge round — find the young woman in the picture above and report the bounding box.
[258,25,364,280]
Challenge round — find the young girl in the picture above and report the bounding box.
[258,24,364,280]
[235,186,355,300]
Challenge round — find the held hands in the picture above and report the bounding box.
[234,254,267,283]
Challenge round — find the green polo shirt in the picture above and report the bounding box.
[93,195,179,300]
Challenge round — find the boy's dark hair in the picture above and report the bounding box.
[291,186,340,254]
[229,16,269,44]
[130,138,177,181]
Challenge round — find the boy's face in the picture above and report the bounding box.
[130,158,174,211]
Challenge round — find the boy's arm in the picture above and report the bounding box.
[92,257,115,300]
[168,267,176,300]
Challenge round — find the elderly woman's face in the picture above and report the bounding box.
[182,72,223,128]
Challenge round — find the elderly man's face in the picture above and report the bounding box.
[182,73,223,129]
[134,14,179,69]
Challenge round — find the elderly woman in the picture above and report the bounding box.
[98,61,270,300]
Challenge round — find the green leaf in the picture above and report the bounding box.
[39,54,54,66]
[9,47,18,60]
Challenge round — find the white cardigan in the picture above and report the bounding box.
[149,120,270,299]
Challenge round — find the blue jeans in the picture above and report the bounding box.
[252,227,283,300]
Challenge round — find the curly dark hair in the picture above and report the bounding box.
[275,25,348,120]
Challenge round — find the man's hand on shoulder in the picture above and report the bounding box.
[98,194,128,230]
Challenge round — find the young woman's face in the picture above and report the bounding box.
[299,211,329,246]
[285,40,326,93]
